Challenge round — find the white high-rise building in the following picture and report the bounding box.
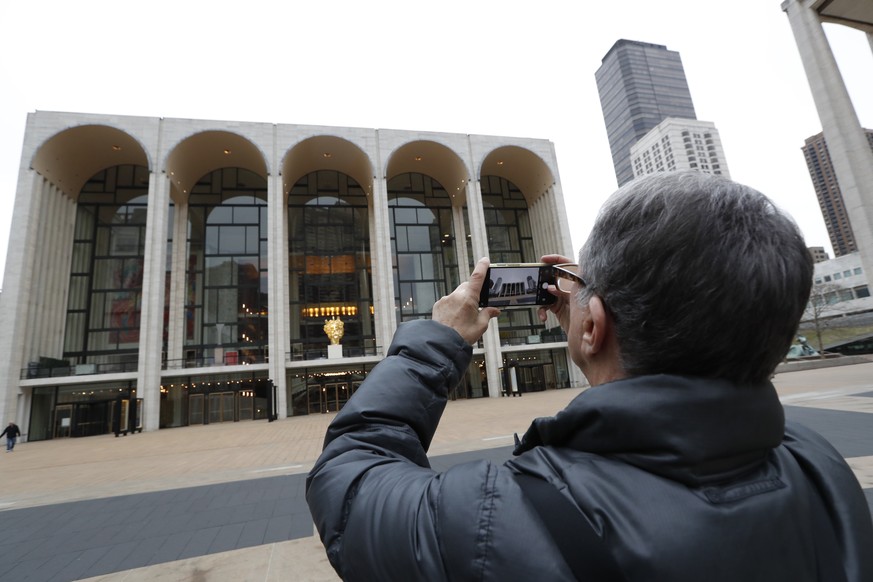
[630,118,730,180]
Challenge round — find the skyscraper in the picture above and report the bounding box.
[595,39,697,187]
[802,129,873,257]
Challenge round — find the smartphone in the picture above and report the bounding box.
[479,263,557,308]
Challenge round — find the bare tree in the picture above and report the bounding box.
[801,281,855,354]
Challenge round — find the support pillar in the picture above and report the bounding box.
[372,135,396,350]
[167,201,189,366]
[136,172,170,431]
[783,0,873,283]
[268,172,289,418]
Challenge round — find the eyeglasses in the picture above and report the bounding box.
[553,263,586,294]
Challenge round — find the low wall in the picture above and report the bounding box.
[775,354,873,374]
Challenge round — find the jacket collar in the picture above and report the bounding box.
[513,374,784,486]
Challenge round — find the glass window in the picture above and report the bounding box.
[64,165,148,364]
[218,226,246,254]
[478,175,542,343]
[288,171,374,359]
[388,173,458,325]
[186,168,269,366]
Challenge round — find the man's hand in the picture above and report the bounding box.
[432,258,500,344]
[537,254,575,333]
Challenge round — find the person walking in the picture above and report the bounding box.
[1,421,21,452]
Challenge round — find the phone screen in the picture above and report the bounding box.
[479,264,557,308]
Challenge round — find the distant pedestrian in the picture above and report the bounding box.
[1,422,21,452]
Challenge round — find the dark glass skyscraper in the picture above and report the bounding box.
[595,39,697,186]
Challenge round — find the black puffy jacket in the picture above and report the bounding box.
[306,320,873,581]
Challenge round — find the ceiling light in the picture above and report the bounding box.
[497,160,504,165]
[111,145,122,151]
[223,149,232,155]
[323,152,332,158]
[414,156,423,161]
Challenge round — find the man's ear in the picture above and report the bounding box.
[582,295,609,356]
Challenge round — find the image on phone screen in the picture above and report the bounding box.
[479,264,556,308]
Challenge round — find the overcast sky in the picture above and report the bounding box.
[1,1,871,289]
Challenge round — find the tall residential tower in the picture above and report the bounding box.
[595,39,697,187]
[802,129,873,257]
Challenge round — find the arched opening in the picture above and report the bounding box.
[387,172,459,323]
[287,170,374,360]
[63,164,151,370]
[184,167,269,367]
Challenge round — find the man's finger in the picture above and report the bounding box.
[467,257,491,295]
[540,254,573,265]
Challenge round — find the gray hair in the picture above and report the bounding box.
[578,171,813,384]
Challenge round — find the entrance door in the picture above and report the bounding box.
[189,394,205,425]
[74,402,111,437]
[324,383,351,412]
[327,383,351,412]
[307,384,324,414]
[54,404,73,438]
[208,392,235,423]
[238,392,254,420]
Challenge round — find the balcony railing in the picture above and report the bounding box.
[287,344,382,361]
[22,360,139,379]
[499,328,568,347]
[163,353,269,370]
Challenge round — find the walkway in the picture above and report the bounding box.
[1,362,871,581]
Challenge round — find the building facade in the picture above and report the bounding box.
[629,118,730,180]
[807,251,872,320]
[808,246,830,263]
[595,39,697,187]
[0,111,581,441]
[801,129,873,257]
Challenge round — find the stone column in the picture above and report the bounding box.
[466,178,503,397]
[452,205,470,275]
[136,171,170,431]
[33,184,60,357]
[167,201,189,367]
[268,172,289,418]
[371,139,396,350]
[783,0,873,285]
[48,196,76,357]
[0,170,46,426]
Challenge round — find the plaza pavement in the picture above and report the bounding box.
[1,360,871,581]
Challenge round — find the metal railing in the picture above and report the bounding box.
[22,360,139,379]
[499,329,568,347]
[286,344,382,361]
[163,353,269,370]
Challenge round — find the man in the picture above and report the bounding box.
[306,172,873,581]
[2,421,21,452]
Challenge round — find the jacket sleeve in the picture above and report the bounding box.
[783,421,873,582]
[305,319,473,580]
